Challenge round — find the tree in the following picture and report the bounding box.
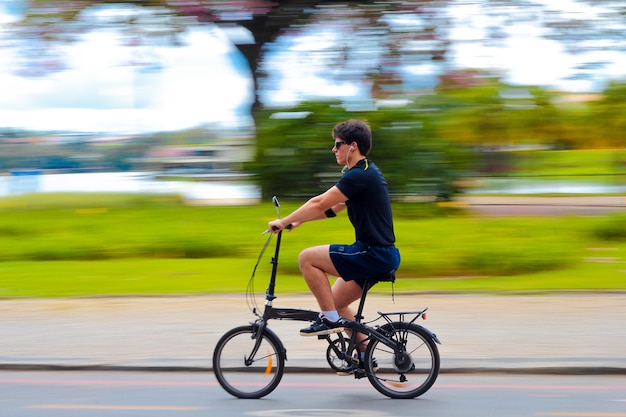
[11,0,452,114]
[590,81,626,148]
[11,0,626,117]
[249,100,474,201]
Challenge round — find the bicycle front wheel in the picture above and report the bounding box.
[364,322,440,399]
[212,325,285,399]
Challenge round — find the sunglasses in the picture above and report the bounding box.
[333,141,347,149]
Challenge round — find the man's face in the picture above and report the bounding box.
[332,138,349,165]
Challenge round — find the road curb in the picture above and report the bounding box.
[3,363,625,375]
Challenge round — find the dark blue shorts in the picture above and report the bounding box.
[329,241,401,288]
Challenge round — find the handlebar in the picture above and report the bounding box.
[262,223,292,235]
[261,196,292,235]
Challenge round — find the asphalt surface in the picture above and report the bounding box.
[2,196,625,375]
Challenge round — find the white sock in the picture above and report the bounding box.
[321,310,339,322]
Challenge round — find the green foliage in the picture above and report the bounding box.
[248,102,347,200]
[423,70,626,151]
[1,193,626,297]
[394,216,580,278]
[590,213,626,241]
[0,193,599,270]
[0,193,244,262]
[248,74,626,203]
[0,192,185,209]
[391,202,468,219]
[249,101,475,201]
[591,81,626,147]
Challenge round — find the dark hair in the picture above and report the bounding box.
[332,119,372,156]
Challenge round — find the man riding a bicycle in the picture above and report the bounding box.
[268,119,401,343]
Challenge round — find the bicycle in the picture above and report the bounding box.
[212,197,441,399]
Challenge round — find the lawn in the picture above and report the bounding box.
[1,192,625,297]
[499,148,626,179]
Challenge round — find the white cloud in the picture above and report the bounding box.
[0,11,253,133]
[499,37,570,86]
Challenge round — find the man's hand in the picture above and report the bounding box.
[268,219,285,233]
[268,219,298,233]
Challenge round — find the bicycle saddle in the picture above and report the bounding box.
[369,270,396,283]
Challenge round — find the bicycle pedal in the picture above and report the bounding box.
[353,369,367,379]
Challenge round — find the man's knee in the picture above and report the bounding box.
[297,247,312,267]
[298,245,337,277]
[298,246,327,264]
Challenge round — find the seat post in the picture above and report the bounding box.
[352,270,395,321]
[354,279,375,322]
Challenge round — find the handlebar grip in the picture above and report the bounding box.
[270,224,292,231]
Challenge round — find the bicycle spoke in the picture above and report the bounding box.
[365,323,439,399]
[213,326,285,399]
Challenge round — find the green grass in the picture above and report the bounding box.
[1,192,626,297]
[1,255,624,297]
[460,148,626,196]
[507,148,626,178]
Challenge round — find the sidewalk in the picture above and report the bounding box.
[457,195,626,216]
[1,293,625,374]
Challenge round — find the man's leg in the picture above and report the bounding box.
[298,244,340,312]
[332,278,368,352]
[331,277,362,320]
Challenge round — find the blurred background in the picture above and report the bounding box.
[1,0,625,202]
[2,2,626,385]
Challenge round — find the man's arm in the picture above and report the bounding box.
[269,186,347,231]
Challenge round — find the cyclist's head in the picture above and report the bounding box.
[332,119,372,156]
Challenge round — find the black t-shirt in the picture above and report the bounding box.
[335,159,396,247]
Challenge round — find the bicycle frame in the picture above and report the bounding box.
[248,226,440,372]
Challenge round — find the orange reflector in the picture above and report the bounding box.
[422,313,427,320]
[265,355,273,376]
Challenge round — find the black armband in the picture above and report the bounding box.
[324,208,336,218]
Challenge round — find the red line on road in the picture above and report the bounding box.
[541,413,626,417]
[435,384,626,390]
[28,404,207,410]
[2,379,626,391]
[0,378,216,386]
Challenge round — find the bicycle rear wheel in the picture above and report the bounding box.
[212,325,285,399]
[364,322,440,399]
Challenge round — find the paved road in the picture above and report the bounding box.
[3,371,626,416]
[1,293,625,373]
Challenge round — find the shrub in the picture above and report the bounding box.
[591,213,626,241]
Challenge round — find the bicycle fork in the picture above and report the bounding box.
[245,320,287,366]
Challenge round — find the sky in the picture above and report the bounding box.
[445,0,626,92]
[1,0,625,134]
[260,0,626,107]
[0,3,254,134]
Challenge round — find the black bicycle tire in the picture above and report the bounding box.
[212,325,285,399]
[364,322,440,399]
